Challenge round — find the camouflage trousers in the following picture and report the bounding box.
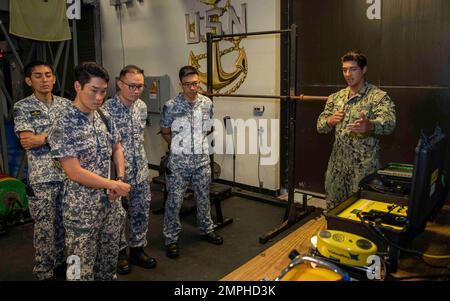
[63,194,125,281]
[28,181,65,280]
[324,158,378,210]
[163,164,214,245]
[119,180,151,251]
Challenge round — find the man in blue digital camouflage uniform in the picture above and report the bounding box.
[13,61,72,280]
[160,65,223,259]
[317,51,396,209]
[102,65,156,275]
[47,62,131,280]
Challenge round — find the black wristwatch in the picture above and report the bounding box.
[116,176,124,181]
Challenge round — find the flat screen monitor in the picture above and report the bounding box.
[408,126,447,232]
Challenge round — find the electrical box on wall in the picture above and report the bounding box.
[253,105,265,116]
[141,75,170,114]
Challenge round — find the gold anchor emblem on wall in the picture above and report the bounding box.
[188,0,248,94]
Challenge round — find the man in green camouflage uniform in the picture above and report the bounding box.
[317,51,396,209]
[13,61,72,280]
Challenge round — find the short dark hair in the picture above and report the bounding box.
[74,62,109,88]
[341,51,367,69]
[119,64,144,79]
[179,65,199,82]
[24,61,54,78]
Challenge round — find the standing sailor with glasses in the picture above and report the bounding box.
[102,65,156,275]
[160,65,223,259]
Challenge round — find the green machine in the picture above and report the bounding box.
[0,174,31,235]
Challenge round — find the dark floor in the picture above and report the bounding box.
[0,185,322,281]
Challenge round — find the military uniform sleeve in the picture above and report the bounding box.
[140,101,148,116]
[160,102,173,128]
[48,116,77,159]
[100,99,113,116]
[100,101,109,114]
[110,118,121,145]
[370,94,396,136]
[100,109,121,145]
[317,96,335,134]
[57,96,72,109]
[207,101,214,131]
[13,103,34,136]
[140,101,148,127]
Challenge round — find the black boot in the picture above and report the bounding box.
[200,231,224,245]
[165,243,179,259]
[117,249,131,275]
[130,247,157,269]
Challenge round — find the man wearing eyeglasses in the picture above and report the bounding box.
[102,65,156,275]
[317,51,396,210]
[160,65,223,259]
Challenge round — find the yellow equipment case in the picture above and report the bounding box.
[325,188,411,254]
